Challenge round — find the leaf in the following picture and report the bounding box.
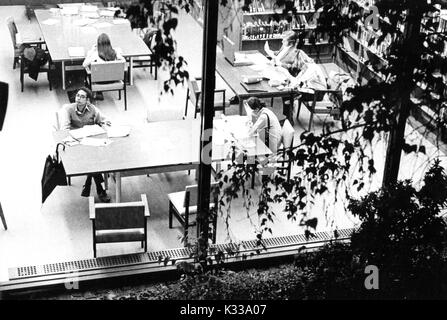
[305,217,318,230]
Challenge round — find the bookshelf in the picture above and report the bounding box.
[216,0,333,62]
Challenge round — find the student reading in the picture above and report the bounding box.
[246,97,281,153]
[61,87,111,203]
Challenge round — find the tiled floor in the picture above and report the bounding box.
[0,6,444,283]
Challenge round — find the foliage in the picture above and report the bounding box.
[348,160,447,299]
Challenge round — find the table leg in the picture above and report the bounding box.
[115,172,121,203]
[0,202,7,230]
[239,97,243,115]
[129,57,134,86]
[62,61,66,91]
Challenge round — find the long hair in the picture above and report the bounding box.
[97,33,117,61]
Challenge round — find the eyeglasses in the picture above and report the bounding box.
[76,93,87,99]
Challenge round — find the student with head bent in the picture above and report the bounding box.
[61,87,111,203]
[246,97,282,154]
[264,31,299,71]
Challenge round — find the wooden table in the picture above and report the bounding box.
[53,117,271,202]
[215,50,298,119]
[34,9,151,90]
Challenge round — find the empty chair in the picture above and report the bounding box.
[296,86,342,131]
[168,183,218,245]
[89,194,150,258]
[184,77,226,119]
[6,16,21,69]
[89,61,127,110]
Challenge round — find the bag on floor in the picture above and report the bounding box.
[41,143,68,203]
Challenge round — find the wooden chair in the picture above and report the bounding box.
[89,194,150,258]
[0,202,7,230]
[168,182,218,245]
[20,51,53,92]
[297,87,342,131]
[6,16,21,70]
[184,77,226,119]
[89,61,127,110]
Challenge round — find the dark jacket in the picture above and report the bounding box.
[23,47,49,81]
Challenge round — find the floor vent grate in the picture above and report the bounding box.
[8,228,355,280]
[9,253,149,280]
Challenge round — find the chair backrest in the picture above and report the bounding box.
[281,119,295,149]
[187,77,200,107]
[6,17,18,48]
[90,61,125,83]
[90,194,149,231]
[184,182,218,208]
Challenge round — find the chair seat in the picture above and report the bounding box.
[91,80,124,91]
[95,228,145,243]
[168,191,215,216]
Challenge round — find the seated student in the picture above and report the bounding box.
[282,50,327,118]
[264,31,299,71]
[289,50,327,93]
[82,33,126,99]
[61,87,111,203]
[246,97,282,154]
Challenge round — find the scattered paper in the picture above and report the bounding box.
[62,135,80,146]
[99,10,115,17]
[106,125,131,138]
[70,124,105,140]
[81,5,98,12]
[61,7,79,15]
[72,18,93,26]
[80,137,112,147]
[42,18,59,25]
[81,12,100,19]
[112,19,129,25]
[68,47,85,57]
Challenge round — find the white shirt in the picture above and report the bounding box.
[82,46,126,72]
[249,108,282,153]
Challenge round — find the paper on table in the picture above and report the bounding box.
[73,18,93,26]
[99,10,116,17]
[61,7,79,15]
[106,125,131,138]
[68,47,85,57]
[81,5,98,12]
[82,12,100,19]
[80,137,112,147]
[70,124,105,140]
[112,19,130,25]
[62,135,80,146]
[42,18,59,25]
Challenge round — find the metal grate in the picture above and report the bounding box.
[9,253,149,280]
[8,228,355,280]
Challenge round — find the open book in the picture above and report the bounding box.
[70,124,105,140]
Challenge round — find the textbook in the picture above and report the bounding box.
[241,81,268,93]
